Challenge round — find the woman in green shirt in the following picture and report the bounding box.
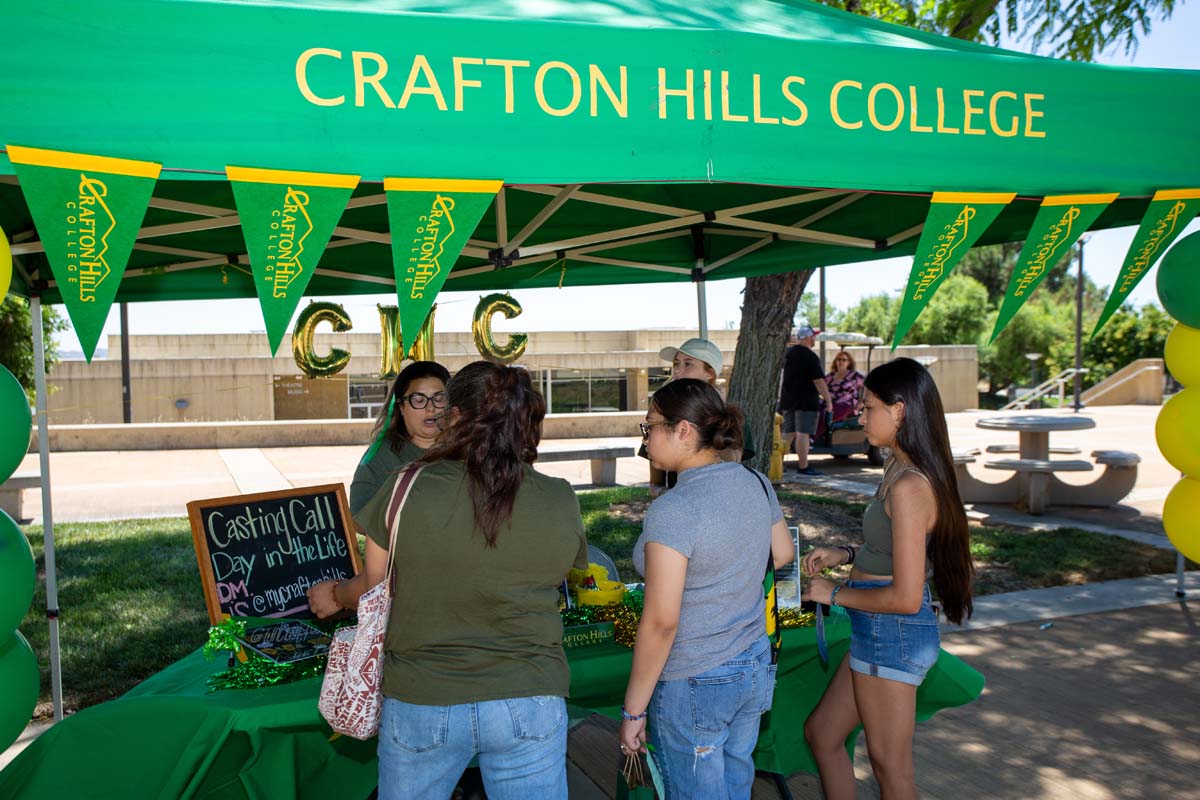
[309,361,587,800]
[348,360,449,515]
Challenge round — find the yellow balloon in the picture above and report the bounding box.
[1165,323,1200,388]
[0,223,11,300]
[1155,390,1200,476]
[291,302,352,379]
[1163,477,1200,563]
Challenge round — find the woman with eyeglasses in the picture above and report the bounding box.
[312,361,587,798]
[620,379,794,799]
[347,360,450,515]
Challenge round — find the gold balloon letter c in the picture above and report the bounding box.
[473,293,527,364]
[292,302,353,378]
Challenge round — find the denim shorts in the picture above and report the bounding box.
[845,579,939,687]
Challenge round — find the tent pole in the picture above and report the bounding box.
[695,280,708,339]
[818,267,827,365]
[30,295,64,722]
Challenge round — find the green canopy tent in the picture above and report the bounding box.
[2,0,1198,722]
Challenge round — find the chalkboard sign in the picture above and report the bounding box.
[187,484,362,624]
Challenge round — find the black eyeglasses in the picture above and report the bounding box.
[401,391,447,410]
[639,420,672,438]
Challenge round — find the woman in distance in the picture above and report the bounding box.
[802,357,974,800]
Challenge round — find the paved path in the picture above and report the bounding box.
[766,600,1200,800]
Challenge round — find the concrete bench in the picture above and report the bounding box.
[981,459,1095,515]
[985,444,1081,455]
[0,472,40,522]
[1092,450,1141,467]
[952,448,981,465]
[983,458,1094,473]
[537,445,635,486]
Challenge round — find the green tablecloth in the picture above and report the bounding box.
[0,618,983,798]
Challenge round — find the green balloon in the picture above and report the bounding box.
[0,630,39,752]
[0,511,35,639]
[0,366,31,484]
[1158,232,1200,328]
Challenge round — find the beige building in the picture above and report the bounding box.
[45,331,978,424]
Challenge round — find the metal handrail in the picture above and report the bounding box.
[1001,368,1090,411]
[1079,364,1162,404]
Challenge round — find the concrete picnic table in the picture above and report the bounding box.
[975,414,1096,460]
[960,417,1099,515]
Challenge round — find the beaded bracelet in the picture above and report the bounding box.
[620,707,647,721]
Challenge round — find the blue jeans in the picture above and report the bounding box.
[649,636,776,800]
[377,694,567,800]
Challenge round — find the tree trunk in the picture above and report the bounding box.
[727,271,813,473]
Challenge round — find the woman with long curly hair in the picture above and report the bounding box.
[802,357,974,800]
[308,361,588,799]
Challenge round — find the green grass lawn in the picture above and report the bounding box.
[16,486,1187,714]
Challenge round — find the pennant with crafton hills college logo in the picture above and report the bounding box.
[990,192,1118,342]
[227,166,360,356]
[385,178,502,353]
[7,145,161,362]
[892,191,1016,348]
[1092,188,1200,337]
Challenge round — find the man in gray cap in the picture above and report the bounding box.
[779,325,831,475]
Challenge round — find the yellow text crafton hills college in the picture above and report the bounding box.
[295,49,1048,138]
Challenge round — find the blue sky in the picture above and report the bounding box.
[56,4,1200,352]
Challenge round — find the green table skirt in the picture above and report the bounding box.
[0,619,983,798]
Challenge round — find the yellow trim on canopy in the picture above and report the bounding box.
[1153,188,1200,201]
[383,178,503,194]
[1042,192,1119,206]
[931,191,1017,205]
[6,145,161,179]
[225,165,359,189]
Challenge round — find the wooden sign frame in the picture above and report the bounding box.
[187,483,363,625]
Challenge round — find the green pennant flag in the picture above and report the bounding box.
[385,178,502,348]
[990,192,1118,342]
[893,191,1016,348]
[8,145,160,361]
[1092,189,1200,337]
[227,166,359,355]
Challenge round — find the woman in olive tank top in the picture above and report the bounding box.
[800,357,974,800]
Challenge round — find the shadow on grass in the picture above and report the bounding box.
[19,519,209,713]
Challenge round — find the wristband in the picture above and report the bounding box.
[620,706,647,721]
[830,585,843,607]
[841,545,856,565]
[329,581,347,611]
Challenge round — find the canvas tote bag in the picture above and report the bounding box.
[319,463,422,739]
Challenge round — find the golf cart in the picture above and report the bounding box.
[809,332,888,467]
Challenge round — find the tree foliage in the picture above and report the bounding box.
[732,0,1173,433]
[819,0,1176,60]
[0,296,66,399]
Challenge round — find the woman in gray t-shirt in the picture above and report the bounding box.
[618,379,795,799]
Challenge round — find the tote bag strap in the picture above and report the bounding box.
[742,464,782,663]
[382,463,423,597]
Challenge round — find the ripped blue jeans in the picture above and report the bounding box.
[648,636,776,800]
